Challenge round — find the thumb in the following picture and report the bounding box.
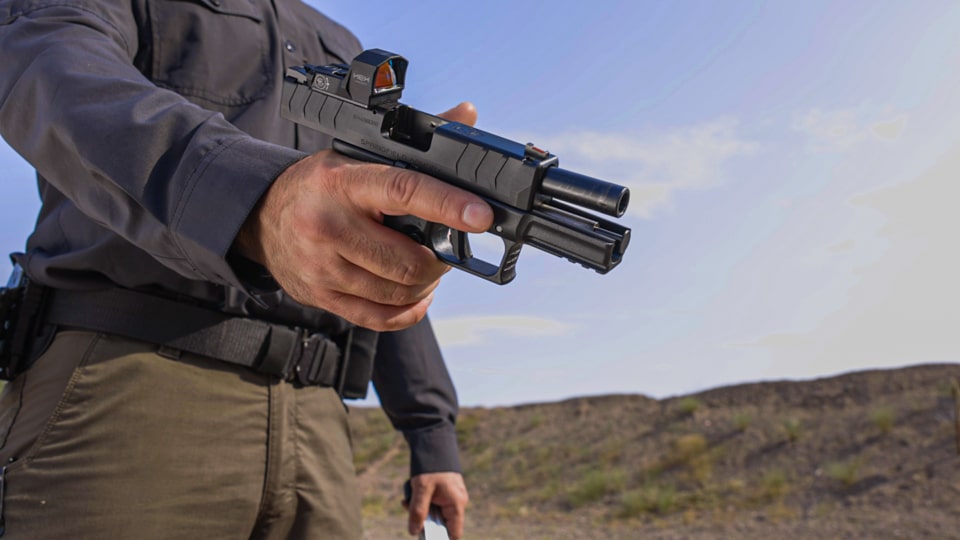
[437,101,478,127]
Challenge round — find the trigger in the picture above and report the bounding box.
[447,229,473,261]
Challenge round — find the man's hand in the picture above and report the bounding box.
[236,103,491,331]
[405,472,469,540]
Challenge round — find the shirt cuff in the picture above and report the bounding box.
[404,424,462,477]
[172,135,306,293]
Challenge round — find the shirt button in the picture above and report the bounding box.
[284,40,296,53]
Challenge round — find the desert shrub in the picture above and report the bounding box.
[744,469,789,505]
[733,412,752,432]
[665,433,715,484]
[531,445,554,463]
[598,438,625,465]
[533,479,564,503]
[672,433,708,462]
[503,466,536,491]
[760,469,788,500]
[502,439,525,456]
[826,459,862,487]
[617,483,677,518]
[767,500,798,521]
[467,447,496,473]
[726,478,746,494]
[567,469,626,508]
[871,407,895,435]
[678,397,702,416]
[782,418,803,442]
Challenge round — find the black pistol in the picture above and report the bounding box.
[281,49,631,284]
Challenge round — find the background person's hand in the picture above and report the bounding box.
[405,472,469,540]
[236,103,489,331]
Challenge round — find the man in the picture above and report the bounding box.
[0,1,485,538]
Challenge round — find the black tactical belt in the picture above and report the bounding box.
[44,288,345,389]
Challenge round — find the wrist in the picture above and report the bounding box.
[405,424,462,476]
[234,206,267,266]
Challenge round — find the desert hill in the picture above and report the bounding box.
[350,363,960,539]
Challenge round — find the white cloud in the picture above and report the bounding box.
[517,118,757,219]
[432,314,575,348]
[872,117,907,140]
[792,106,907,150]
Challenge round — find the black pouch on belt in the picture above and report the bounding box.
[337,327,378,399]
[0,264,55,381]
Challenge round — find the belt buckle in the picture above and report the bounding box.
[294,332,330,386]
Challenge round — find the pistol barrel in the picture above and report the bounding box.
[541,167,630,218]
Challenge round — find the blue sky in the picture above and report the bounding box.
[2,1,958,406]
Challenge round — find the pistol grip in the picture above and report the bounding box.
[383,215,519,285]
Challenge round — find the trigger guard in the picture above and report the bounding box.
[430,226,513,281]
[387,217,518,284]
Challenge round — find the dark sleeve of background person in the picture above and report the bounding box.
[373,316,462,477]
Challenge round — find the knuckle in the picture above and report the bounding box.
[300,217,347,243]
[313,157,350,198]
[382,283,410,306]
[395,259,425,288]
[352,237,425,299]
[292,207,342,244]
[434,190,462,223]
[392,248,444,288]
[408,508,427,523]
[353,314,386,332]
[384,170,422,207]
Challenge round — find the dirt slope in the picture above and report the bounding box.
[350,363,960,539]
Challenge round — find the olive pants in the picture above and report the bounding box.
[0,330,363,539]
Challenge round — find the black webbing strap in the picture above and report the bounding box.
[43,288,342,388]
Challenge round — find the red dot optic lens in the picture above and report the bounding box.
[373,61,398,93]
